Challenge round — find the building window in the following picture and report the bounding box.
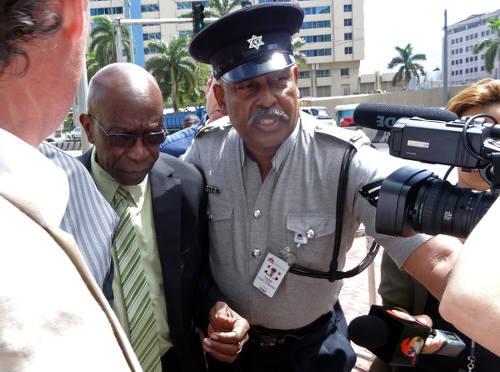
[90,7,123,15]
[304,6,330,15]
[344,46,352,54]
[301,48,332,57]
[177,1,208,9]
[344,4,352,12]
[299,87,311,97]
[344,18,352,26]
[344,32,352,40]
[143,32,161,41]
[304,34,331,43]
[317,86,331,97]
[258,0,291,2]
[179,30,193,37]
[298,71,310,79]
[301,20,331,29]
[141,4,159,12]
[144,47,157,55]
[340,68,349,76]
[342,84,350,95]
[316,69,330,78]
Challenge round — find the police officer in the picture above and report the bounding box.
[185,3,463,371]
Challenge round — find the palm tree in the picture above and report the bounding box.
[387,43,426,90]
[86,51,101,82]
[473,17,500,74]
[89,16,130,66]
[146,36,197,112]
[292,37,307,68]
[205,0,241,18]
[182,0,240,21]
[179,62,212,108]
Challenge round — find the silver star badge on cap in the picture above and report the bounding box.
[247,35,265,50]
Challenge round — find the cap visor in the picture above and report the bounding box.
[221,53,295,83]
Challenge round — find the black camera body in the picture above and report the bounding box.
[374,115,500,239]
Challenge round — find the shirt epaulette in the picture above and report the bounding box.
[195,117,232,138]
[314,124,370,150]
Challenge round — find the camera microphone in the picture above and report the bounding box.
[353,103,458,132]
[348,305,465,367]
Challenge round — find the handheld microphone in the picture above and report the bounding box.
[353,103,458,132]
[348,305,465,367]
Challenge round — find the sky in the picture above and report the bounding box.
[360,0,499,74]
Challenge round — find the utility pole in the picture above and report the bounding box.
[442,9,449,107]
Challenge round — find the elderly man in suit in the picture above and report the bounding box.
[79,63,244,372]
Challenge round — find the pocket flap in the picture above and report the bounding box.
[208,198,233,221]
[286,214,335,238]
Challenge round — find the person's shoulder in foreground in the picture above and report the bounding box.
[0,1,140,370]
[39,141,117,301]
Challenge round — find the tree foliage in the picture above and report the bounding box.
[89,16,130,67]
[292,37,307,68]
[473,17,500,74]
[146,37,197,112]
[387,43,426,90]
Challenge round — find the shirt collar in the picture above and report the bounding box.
[0,128,69,227]
[90,147,148,207]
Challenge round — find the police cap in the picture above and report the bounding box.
[189,3,304,83]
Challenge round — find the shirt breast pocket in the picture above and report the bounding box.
[286,213,336,269]
[207,197,234,264]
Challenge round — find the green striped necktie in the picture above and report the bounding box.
[112,185,161,372]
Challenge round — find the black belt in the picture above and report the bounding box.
[248,312,333,350]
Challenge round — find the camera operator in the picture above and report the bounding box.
[372,78,500,371]
[440,79,500,358]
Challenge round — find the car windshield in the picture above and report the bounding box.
[310,108,332,119]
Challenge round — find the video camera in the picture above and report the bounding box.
[354,103,500,239]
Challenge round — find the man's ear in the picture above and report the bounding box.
[213,84,226,111]
[59,0,87,40]
[80,114,95,144]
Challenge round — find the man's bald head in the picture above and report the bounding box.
[88,63,162,117]
[81,63,165,185]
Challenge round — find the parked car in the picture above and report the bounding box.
[299,106,336,126]
[66,127,82,140]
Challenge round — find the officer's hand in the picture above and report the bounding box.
[203,301,250,363]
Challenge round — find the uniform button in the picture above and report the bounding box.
[306,228,316,239]
[253,209,263,219]
[252,249,262,257]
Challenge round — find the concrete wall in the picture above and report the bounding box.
[301,85,468,121]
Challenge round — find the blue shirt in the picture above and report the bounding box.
[160,115,207,157]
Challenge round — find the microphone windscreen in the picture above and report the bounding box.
[353,103,458,131]
[348,315,390,349]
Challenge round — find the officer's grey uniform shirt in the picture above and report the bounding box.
[39,142,118,300]
[184,113,430,330]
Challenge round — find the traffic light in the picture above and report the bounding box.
[192,1,205,34]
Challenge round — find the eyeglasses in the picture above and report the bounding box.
[88,113,166,148]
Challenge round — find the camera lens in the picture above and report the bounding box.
[410,176,496,238]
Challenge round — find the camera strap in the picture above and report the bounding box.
[289,144,380,282]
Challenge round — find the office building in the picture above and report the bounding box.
[446,8,500,85]
[89,0,364,97]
